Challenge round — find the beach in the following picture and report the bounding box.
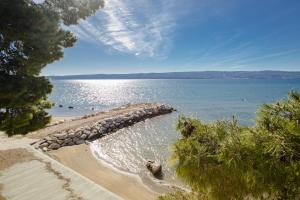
[0,103,174,200]
[49,144,159,200]
[2,78,300,200]
[2,0,300,198]
[0,132,123,200]
[1,79,300,200]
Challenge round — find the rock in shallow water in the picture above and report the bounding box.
[146,160,162,176]
[36,103,175,151]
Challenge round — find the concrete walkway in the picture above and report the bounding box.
[0,135,123,200]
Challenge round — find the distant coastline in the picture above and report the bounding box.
[48,70,300,80]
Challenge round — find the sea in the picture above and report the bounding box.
[48,79,300,189]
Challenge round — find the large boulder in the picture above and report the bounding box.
[146,160,162,176]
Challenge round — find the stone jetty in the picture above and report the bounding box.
[33,103,175,151]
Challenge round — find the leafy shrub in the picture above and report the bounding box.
[158,190,199,200]
[159,91,300,200]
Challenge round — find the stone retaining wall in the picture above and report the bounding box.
[33,104,174,151]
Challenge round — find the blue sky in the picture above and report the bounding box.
[42,0,300,75]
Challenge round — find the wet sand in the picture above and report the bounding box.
[1,103,173,200]
[49,144,159,200]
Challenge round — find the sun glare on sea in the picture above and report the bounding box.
[67,79,143,106]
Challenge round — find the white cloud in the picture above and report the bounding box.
[69,0,178,57]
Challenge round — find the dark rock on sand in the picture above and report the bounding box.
[146,160,162,176]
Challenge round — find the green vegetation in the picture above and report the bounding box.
[0,0,103,135]
[160,91,300,200]
[158,190,199,200]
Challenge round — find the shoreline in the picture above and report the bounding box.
[89,139,186,194]
[44,104,178,199]
[89,142,178,194]
[47,104,182,199]
[1,103,177,200]
[49,144,160,200]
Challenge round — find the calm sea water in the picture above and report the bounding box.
[48,79,300,188]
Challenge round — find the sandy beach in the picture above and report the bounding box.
[49,144,159,200]
[0,132,123,200]
[0,103,173,200]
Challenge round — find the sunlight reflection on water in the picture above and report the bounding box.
[48,79,300,188]
[90,114,182,187]
[68,79,141,105]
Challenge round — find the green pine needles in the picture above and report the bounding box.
[160,91,300,200]
[0,0,103,135]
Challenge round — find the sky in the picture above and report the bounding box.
[42,0,300,75]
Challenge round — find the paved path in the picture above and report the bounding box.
[0,103,172,200]
[0,135,123,200]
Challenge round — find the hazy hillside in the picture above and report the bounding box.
[49,71,300,80]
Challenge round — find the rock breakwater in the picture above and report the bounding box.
[33,104,175,151]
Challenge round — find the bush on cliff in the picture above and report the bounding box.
[159,91,300,200]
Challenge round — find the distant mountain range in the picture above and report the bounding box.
[48,71,300,80]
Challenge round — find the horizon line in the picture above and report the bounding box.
[46,70,300,77]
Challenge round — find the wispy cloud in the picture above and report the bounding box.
[182,30,300,71]
[68,0,178,57]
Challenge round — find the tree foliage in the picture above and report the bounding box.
[43,0,104,26]
[159,91,300,200]
[0,0,103,135]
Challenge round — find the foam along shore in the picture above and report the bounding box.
[1,103,175,200]
[49,144,160,200]
[31,103,175,151]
